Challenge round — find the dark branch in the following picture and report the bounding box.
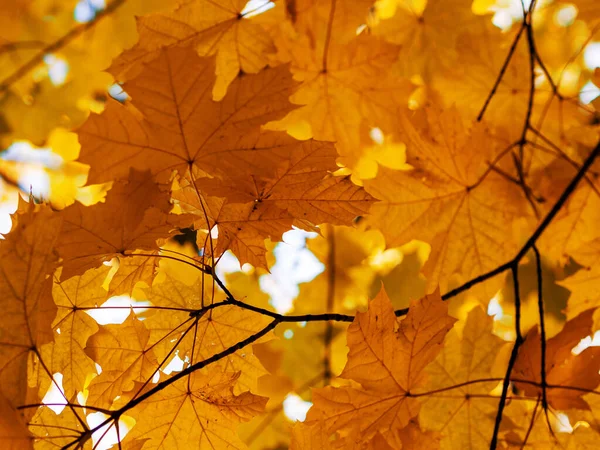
[442,138,600,303]
[490,265,524,450]
[532,245,552,431]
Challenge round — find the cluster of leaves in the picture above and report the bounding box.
[1,0,600,449]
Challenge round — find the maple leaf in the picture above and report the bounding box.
[435,25,595,148]
[0,201,61,413]
[536,158,600,265]
[553,236,600,320]
[513,308,600,410]
[369,0,483,77]
[110,0,276,99]
[298,287,455,448]
[3,1,600,449]
[79,46,305,185]
[291,415,333,450]
[0,395,33,450]
[105,251,159,297]
[418,306,508,449]
[501,399,600,449]
[568,0,600,27]
[364,106,534,296]
[268,31,414,169]
[57,169,185,280]
[174,186,294,268]
[38,266,110,399]
[144,270,272,392]
[285,0,374,45]
[0,0,167,145]
[84,313,159,409]
[28,400,88,450]
[124,371,267,449]
[183,138,374,267]
[432,26,531,141]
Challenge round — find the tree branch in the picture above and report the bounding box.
[490,265,524,450]
[532,245,549,419]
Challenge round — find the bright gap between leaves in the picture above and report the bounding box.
[162,352,188,375]
[487,293,504,319]
[259,228,324,314]
[84,295,151,325]
[487,0,532,30]
[584,43,600,69]
[41,375,136,449]
[74,0,105,23]
[282,394,312,422]
[87,412,135,450]
[555,4,578,26]
[572,329,600,355]
[240,0,274,18]
[43,54,69,86]
[0,141,58,201]
[486,0,579,30]
[108,83,128,102]
[41,373,67,414]
[213,229,324,313]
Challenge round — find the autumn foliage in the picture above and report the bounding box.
[1,0,600,449]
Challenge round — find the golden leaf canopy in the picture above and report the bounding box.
[0,0,599,449]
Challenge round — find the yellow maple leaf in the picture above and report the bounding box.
[298,286,455,448]
[84,312,159,409]
[418,306,508,449]
[105,251,158,297]
[144,270,271,392]
[285,0,375,45]
[501,398,600,449]
[268,31,413,170]
[0,0,167,144]
[513,308,600,410]
[29,401,87,449]
[536,158,600,265]
[365,106,535,296]
[0,201,61,413]
[79,46,306,185]
[57,169,186,279]
[110,0,276,99]
[369,0,483,78]
[568,0,600,27]
[124,371,268,449]
[0,394,33,450]
[560,259,600,319]
[432,26,530,142]
[39,266,110,399]
[175,141,373,267]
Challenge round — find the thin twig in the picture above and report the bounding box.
[532,245,552,433]
[520,397,541,449]
[324,225,336,384]
[490,265,524,450]
[442,139,600,302]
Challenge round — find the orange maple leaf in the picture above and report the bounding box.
[298,286,455,448]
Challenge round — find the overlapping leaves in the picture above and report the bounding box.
[1,1,600,450]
